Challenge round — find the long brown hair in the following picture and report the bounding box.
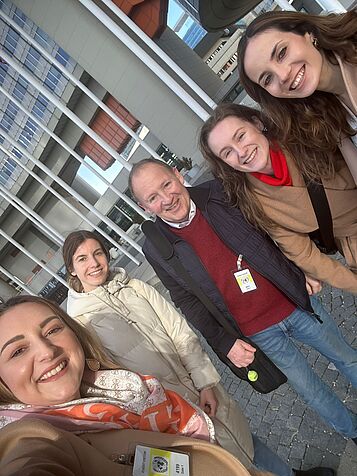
[0,295,117,404]
[237,10,356,164]
[199,102,336,234]
[62,230,110,292]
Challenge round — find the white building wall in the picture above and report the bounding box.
[13,0,206,167]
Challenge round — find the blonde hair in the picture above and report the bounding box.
[0,295,117,404]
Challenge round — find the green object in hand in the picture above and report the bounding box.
[248,370,258,382]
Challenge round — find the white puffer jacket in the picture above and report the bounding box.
[67,268,254,466]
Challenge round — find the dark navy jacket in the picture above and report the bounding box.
[143,179,314,357]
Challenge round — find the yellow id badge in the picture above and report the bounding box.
[234,269,257,293]
[133,445,190,476]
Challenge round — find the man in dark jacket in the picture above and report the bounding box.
[129,159,357,455]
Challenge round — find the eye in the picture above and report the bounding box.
[277,46,287,61]
[95,250,103,256]
[238,132,245,141]
[164,181,171,188]
[11,346,26,359]
[77,256,85,262]
[147,195,156,204]
[223,149,232,160]
[46,325,63,337]
[263,74,272,87]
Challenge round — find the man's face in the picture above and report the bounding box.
[132,163,191,223]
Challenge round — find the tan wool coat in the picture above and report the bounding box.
[336,55,357,183]
[66,269,254,466]
[0,419,253,476]
[247,153,357,294]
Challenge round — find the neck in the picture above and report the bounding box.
[318,55,346,96]
[259,155,274,176]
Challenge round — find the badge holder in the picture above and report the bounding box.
[233,255,257,293]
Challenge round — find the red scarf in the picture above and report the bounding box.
[251,147,292,186]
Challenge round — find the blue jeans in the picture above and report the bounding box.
[250,296,357,438]
[252,435,293,476]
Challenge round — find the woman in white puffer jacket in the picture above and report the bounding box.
[63,230,257,467]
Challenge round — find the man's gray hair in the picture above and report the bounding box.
[128,158,174,201]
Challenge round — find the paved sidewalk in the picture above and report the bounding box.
[207,285,357,474]
[154,279,357,474]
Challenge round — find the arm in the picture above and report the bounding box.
[270,225,357,294]
[0,419,121,476]
[145,253,237,356]
[130,278,220,391]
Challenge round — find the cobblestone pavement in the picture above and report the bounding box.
[154,278,357,473]
[204,285,357,473]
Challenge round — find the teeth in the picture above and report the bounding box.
[89,270,101,276]
[244,149,256,165]
[39,361,66,381]
[291,66,304,90]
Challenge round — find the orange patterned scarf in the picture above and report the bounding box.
[0,370,215,442]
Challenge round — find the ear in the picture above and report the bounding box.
[137,201,151,214]
[173,167,184,184]
[252,116,265,132]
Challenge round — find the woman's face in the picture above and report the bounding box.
[71,239,109,292]
[0,302,85,405]
[243,28,323,99]
[207,116,272,174]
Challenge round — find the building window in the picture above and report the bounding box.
[24,46,41,74]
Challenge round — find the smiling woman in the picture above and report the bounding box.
[199,102,357,295]
[0,296,250,476]
[237,10,357,183]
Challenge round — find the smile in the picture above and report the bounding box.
[88,269,103,277]
[243,148,257,165]
[39,360,67,381]
[290,65,305,90]
[165,200,179,212]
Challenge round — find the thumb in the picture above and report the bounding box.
[242,341,256,353]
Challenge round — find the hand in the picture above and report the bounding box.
[305,275,322,295]
[199,387,218,417]
[227,339,256,368]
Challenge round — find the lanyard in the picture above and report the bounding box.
[237,254,243,271]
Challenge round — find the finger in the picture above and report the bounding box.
[242,342,256,352]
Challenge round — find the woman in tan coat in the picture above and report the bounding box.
[199,103,357,294]
[237,10,357,183]
[0,295,271,476]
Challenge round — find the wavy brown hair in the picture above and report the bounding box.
[199,103,337,234]
[0,295,117,404]
[62,230,110,292]
[237,10,356,169]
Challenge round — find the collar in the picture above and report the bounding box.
[161,200,197,229]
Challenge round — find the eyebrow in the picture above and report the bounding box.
[258,41,280,84]
[0,316,59,354]
[74,248,102,260]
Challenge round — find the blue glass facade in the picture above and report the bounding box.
[182,22,206,48]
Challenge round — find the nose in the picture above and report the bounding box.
[158,190,172,204]
[234,144,248,162]
[36,338,57,362]
[276,64,291,84]
[88,254,100,267]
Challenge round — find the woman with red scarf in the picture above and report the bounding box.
[199,103,357,295]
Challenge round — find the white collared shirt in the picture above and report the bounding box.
[161,200,197,229]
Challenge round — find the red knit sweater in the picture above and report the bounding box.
[173,209,295,336]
